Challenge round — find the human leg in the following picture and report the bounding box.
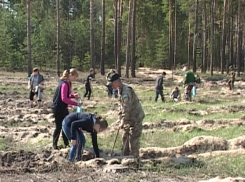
[228,80,232,90]
[122,129,130,156]
[159,89,165,102]
[29,91,35,107]
[53,110,69,149]
[75,130,86,161]
[155,90,159,102]
[129,124,142,157]
[87,86,92,100]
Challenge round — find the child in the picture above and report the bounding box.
[84,68,95,100]
[170,87,181,102]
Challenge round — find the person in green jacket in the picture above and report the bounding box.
[183,66,196,101]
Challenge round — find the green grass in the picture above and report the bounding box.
[2,70,245,179]
[140,126,245,148]
[140,154,245,178]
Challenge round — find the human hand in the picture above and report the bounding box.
[71,139,77,146]
[74,93,80,100]
[119,121,124,129]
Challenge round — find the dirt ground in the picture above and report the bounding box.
[0,68,245,182]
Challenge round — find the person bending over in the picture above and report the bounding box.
[62,112,108,161]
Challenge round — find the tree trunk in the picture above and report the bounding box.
[236,0,242,76]
[114,0,118,69]
[125,0,133,78]
[202,0,207,73]
[221,0,227,74]
[130,0,136,77]
[188,11,192,69]
[116,0,123,75]
[27,0,32,77]
[90,0,95,69]
[210,0,215,76]
[169,0,173,69]
[192,0,198,73]
[229,3,234,68]
[100,0,105,75]
[226,0,230,74]
[173,0,177,70]
[56,0,60,76]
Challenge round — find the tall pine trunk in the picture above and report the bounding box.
[210,0,215,76]
[27,0,32,76]
[202,0,207,73]
[192,0,198,73]
[56,0,60,77]
[125,0,133,78]
[188,11,192,69]
[114,0,118,69]
[221,0,227,74]
[169,0,173,69]
[116,0,123,75]
[100,0,105,75]
[173,0,177,70]
[236,0,242,76]
[130,0,136,77]
[90,0,95,69]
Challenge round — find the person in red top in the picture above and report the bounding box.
[52,68,81,149]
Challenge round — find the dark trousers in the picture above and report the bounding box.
[84,84,92,100]
[155,89,164,102]
[53,109,69,148]
[29,91,41,101]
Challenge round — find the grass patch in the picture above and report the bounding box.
[140,126,245,148]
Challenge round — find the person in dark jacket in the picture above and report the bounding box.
[62,112,108,161]
[155,71,166,102]
[84,68,95,100]
[52,68,80,150]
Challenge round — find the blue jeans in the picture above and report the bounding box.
[62,120,86,162]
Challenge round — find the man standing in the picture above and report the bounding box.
[106,73,145,157]
[183,66,196,101]
[155,71,166,102]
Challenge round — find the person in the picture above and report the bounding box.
[84,68,95,100]
[106,73,145,157]
[62,112,108,162]
[27,67,44,108]
[183,66,196,101]
[155,71,166,102]
[228,71,235,90]
[52,68,81,150]
[106,69,118,98]
[170,87,181,102]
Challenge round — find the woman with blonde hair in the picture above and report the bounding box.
[52,68,81,149]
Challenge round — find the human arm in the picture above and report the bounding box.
[60,83,79,106]
[118,87,135,126]
[91,132,99,158]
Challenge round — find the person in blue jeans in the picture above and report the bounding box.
[62,112,108,162]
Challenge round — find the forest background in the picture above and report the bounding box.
[0,0,244,77]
